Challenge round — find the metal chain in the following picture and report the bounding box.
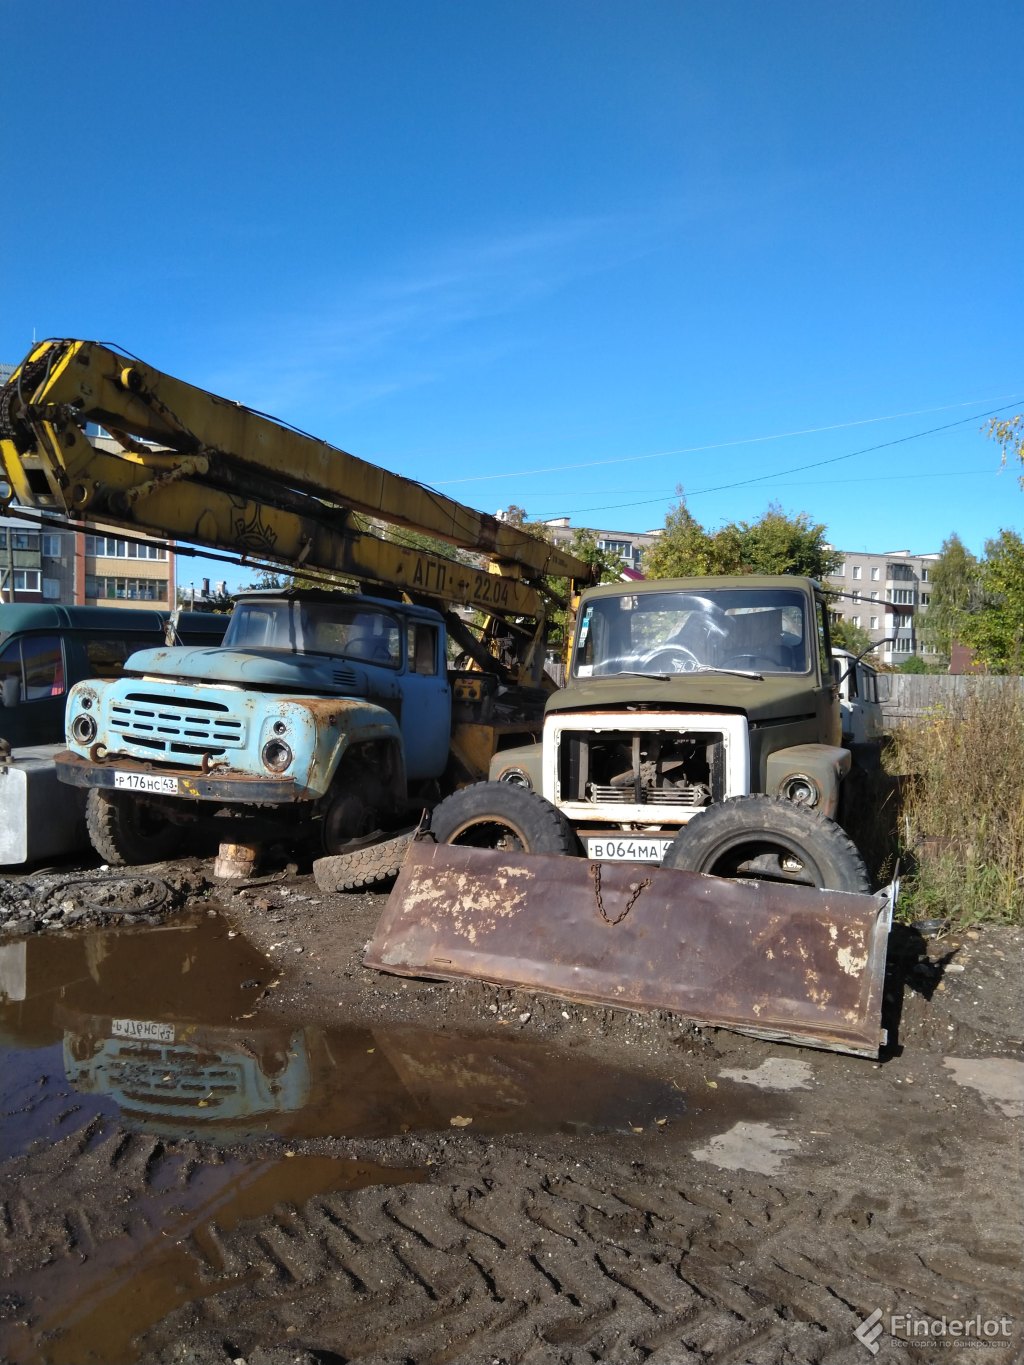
[590,862,651,925]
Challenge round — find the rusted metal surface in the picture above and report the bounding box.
[364,841,895,1057]
[54,750,299,802]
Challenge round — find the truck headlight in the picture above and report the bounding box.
[778,773,820,808]
[497,766,533,791]
[262,740,293,773]
[71,713,97,744]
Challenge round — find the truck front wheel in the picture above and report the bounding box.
[429,782,578,855]
[661,795,870,894]
[85,788,183,867]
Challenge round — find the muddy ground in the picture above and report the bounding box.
[0,856,1021,1365]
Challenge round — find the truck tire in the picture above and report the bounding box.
[661,795,870,894]
[429,782,579,855]
[85,788,183,867]
[312,831,414,893]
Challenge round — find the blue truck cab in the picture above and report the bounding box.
[56,589,452,863]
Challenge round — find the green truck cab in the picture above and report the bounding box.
[449,576,868,892]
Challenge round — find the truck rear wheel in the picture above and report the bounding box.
[85,788,183,867]
[661,795,870,893]
[429,782,578,855]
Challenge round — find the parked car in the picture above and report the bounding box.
[0,605,229,748]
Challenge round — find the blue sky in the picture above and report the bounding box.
[3,1,1021,591]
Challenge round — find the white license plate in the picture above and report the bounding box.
[112,1017,175,1042]
[586,837,673,863]
[113,771,179,794]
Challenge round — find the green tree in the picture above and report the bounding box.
[725,503,840,579]
[643,494,715,578]
[898,654,930,674]
[241,568,291,590]
[918,534,980,663]
[564,527,626,585]
[986,415,1024,489]
[960,529,1024,673]
[830,617,873,656]
[645,495,838,581]
[500,504,529,527]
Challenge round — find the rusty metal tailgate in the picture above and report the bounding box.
[364,841,895,1057]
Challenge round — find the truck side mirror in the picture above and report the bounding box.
[1,676,21,708]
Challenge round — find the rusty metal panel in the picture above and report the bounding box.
[364,841,895,1057]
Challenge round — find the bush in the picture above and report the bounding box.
[886,681,1024,925]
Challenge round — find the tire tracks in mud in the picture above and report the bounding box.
[1,1114,1020,1364]
[103,1137,1013,1365]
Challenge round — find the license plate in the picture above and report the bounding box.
[112,1018,175,1042]
[113,771,178,794]
[586,836,673,863]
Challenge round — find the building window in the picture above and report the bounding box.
[85,534,167,560]
[834,562,845,576]
[922,568,930,582]
[13,569,41,592]
[42,533,62,558]
[921,593,930,607]
[870,567,879,581]
[852,591,861,602]
[851,615,861,628]
[85,575,168,601]
[870,590,879,601]
[0,529,41,551]
[893,637,913,653]
[870,616,879,629]
[888,588,915,605]
[852,566,861,580]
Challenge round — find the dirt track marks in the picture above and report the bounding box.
[3,1120,1020,1364]
[132,1145,950,1365]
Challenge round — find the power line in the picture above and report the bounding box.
[532,465,1001,513]
[432,392,1024,487]
[531,402,1018,521]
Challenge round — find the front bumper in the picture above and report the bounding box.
[54,751,302,804]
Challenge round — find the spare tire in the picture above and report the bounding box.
[661,795,870,893]
[313,830,413,893]
[429,781,578,855]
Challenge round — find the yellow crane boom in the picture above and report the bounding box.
[0,339,593,623]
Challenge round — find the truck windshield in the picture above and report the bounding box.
[224,600,402,667]
[573,588,810,678]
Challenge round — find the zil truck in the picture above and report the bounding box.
[0,339,594,868]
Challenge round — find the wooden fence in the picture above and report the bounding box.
[880,674,1024,728]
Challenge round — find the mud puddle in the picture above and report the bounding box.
[0,914,703,1365]
[0,913,694,1154]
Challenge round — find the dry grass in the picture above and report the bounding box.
[885,681,1024,925]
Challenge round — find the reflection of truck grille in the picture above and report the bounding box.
[588,784,709,806]
[110,691,245,756]
[107,1044,242,1112]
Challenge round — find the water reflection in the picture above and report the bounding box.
[1,916,686,1150]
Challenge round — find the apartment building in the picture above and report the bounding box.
[0,395,178,608]
[0,513,177,609]
[824,548,940,665]
[540,517,662,574]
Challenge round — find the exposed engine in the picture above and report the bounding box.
[557,729,723,808]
